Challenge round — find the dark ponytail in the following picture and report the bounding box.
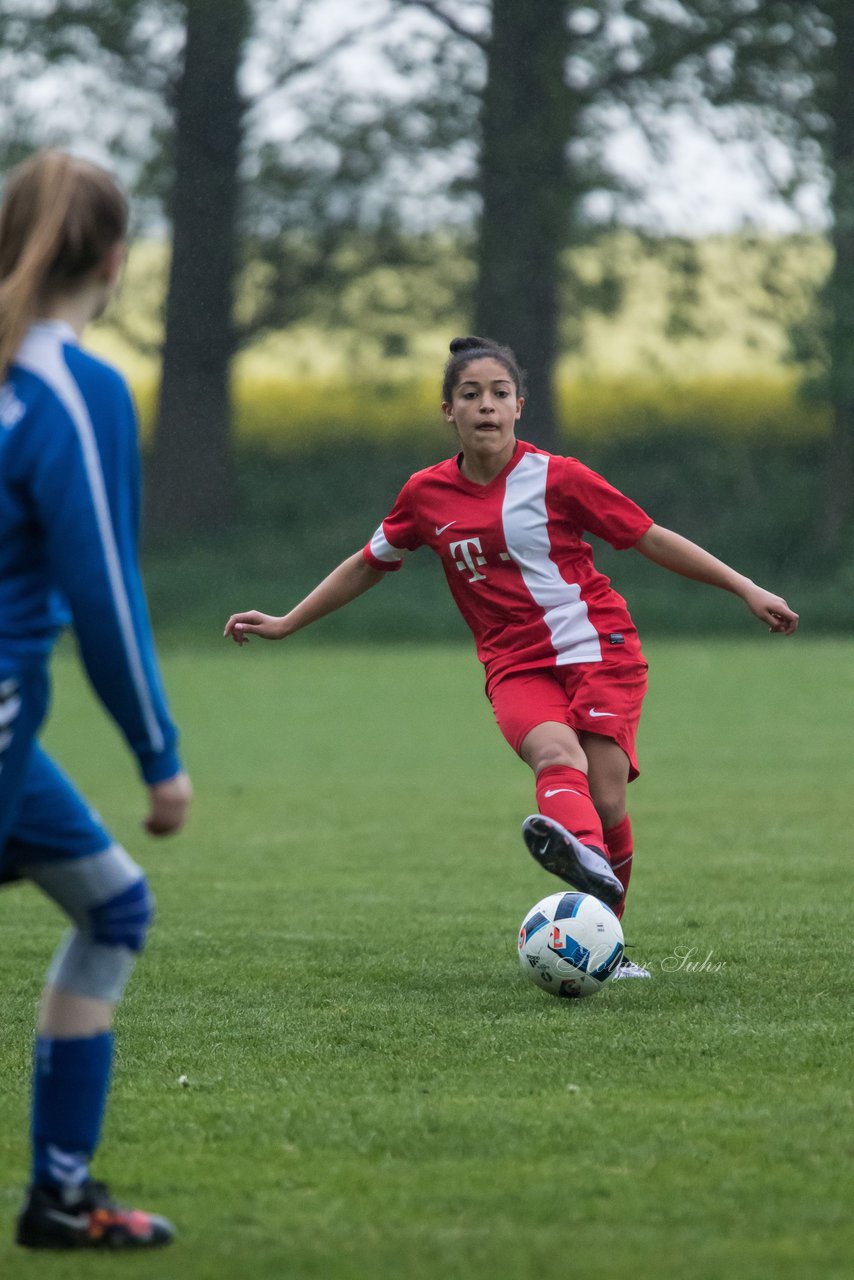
[442,334,527,402]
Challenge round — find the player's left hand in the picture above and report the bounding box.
[742,585,799,635]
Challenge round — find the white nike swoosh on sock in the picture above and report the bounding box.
[543,788,582,798]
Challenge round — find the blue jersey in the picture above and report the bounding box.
[0,321,180,785]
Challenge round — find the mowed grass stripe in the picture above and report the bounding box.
[0,640,850,1280]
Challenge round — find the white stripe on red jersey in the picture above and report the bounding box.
[368,524,407,569]
[362,440,652,692]
[502,451,602,665]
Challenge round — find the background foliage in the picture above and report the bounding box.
[85,230,847,637]
[3,0,852,547]
[1,3,851,615]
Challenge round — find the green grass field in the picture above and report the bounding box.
[0,639,850,1279]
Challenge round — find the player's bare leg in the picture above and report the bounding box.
[38,989,113,1038]
[581,732,630,833]
[519,721,588,776]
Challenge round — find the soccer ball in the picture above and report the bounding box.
[517,891,624,999]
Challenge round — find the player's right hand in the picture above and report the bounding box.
[146,770,193,836]
[223,611,288,644]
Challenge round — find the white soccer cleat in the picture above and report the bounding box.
[612,957,652,980]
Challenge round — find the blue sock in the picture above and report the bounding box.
[31,1033,114,1192]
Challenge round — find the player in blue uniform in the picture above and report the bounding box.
[0,149,192,1249]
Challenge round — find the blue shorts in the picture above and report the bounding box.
[0,667,112,883]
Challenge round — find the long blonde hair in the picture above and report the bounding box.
[0,150,128,379]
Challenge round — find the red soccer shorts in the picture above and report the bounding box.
[488,652,648,780]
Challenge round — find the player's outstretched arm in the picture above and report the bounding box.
[224,552,385,645]
[634,524,799,635]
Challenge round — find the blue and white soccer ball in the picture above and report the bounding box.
[517,891,624,999]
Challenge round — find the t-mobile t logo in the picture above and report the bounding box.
[451,537,487,582]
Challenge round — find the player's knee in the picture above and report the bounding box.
[88,875,155,954]
[532,740,587,773]
[47,929,139,1003]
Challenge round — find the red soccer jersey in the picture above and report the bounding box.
[362,439,653,693]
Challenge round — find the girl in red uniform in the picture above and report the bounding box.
[225,336,798,975]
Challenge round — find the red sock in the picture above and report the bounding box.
[604,814,633,920]
[535,766,606,853]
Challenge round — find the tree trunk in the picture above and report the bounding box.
[146,0,249,538]
[823,0,854,549]
[474,0,571,452]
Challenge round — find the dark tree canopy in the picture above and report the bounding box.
[1,0,849,540]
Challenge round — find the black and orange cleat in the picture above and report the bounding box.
[16,1179,175,1249]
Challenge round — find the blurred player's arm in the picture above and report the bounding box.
[633,523,799,634]
[224,552,384,644]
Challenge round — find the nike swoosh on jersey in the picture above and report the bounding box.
[588,708,618,718]
[434,520,457,535]
[543,788,582,798]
